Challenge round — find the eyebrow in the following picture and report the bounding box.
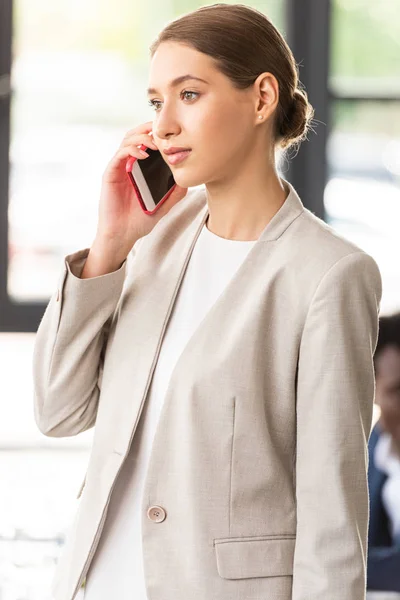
[147,74,209,95]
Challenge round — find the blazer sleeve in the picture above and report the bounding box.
[292,250,382,600]
[32,239,143,438]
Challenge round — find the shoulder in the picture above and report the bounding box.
[286,204,382,297]
[294,205,375,265]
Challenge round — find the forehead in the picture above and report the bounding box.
[148,41,217,87]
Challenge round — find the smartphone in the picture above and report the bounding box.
[126,143,177,215]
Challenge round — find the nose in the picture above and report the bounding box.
[152,105,181,141]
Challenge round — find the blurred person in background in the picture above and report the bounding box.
[368,312,400,592]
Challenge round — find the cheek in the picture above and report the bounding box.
[196,100,249,142]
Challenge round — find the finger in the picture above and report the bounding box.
[120,144,149,158]
[119,134,158,153]
[122,134,158,151]
[106,145,149,173]
[122,121,154,141]
[102,146,150,185]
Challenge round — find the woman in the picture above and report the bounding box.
[33,5,382,600]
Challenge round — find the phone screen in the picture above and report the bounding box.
[133,148,176,208]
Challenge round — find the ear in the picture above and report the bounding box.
[253,72,279,122]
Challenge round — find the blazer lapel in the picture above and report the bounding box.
[104,188,209,454]
[106,180,304,455]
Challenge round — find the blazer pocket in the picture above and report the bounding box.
[213,534,296,580]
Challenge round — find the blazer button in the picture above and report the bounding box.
[147,505,166,523]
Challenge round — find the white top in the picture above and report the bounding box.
[83,220,257,599]
[374,430,400,538]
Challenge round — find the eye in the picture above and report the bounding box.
[181,90,199,101]
[148,99,161,110]
[147,90,199,111]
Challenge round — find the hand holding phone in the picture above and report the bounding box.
[126,144,177,215]
[95,121,188,258]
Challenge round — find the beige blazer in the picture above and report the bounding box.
[33,179,382,600]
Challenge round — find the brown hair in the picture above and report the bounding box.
[149,3,315,153]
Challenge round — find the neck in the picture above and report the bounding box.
[204,155,288,241]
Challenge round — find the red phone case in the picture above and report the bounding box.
[125,144,176,215]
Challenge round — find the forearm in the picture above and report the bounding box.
[33,247,128,436]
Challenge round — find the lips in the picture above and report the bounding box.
[165,149,192,165]
[164,147,191,155]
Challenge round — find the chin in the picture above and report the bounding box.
[172,171,206,188]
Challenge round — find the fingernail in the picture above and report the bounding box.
[139,150,149,157]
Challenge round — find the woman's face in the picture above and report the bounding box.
[147,41,272,188]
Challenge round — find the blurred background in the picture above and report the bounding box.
[0,0,399,598]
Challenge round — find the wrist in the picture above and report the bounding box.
[80,242,127,279]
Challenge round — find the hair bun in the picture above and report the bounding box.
[278,88,315,151]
